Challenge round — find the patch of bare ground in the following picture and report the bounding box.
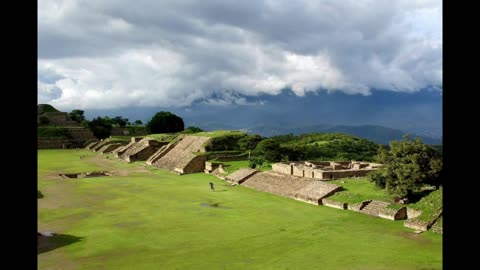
[398,231,432,245]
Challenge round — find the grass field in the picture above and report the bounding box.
[329,178,395,204]
[38,150,442,270]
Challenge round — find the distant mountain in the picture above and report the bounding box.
[243,124,442,145]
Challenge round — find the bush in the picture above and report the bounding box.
[249,157,265,169]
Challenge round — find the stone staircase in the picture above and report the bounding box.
[359,200,391,217]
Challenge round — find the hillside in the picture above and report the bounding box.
[246,124,442,145]
[260,132,379,162]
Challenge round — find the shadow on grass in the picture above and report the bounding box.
[38,233,84,254]
[37,190,44,199]
[408,189,435,203]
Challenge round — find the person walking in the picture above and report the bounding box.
[209,182,215,191]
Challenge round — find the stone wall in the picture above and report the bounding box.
[303,167,315,179]
[292,165,305,177]
[272,163,293,175]
[38,127,96,149]
[39,112,78,126]
[378,207,407,220]
[404,219,429,231]
[110,127,149,136]
[321,198,347,209]
[272,161,381,180]
[38,138,72,149]
[406,208,423,219]
[205,161,221,172]
[175,155,209,174]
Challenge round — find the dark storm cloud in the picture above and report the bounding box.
[38,0,442,110]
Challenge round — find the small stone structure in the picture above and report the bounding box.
[321,198,348,209]
[294,181,341,205]
[404,209,442,232]
[98,143,125,154]
[149,135,212,174]
[204,161,222,174]
[113,137,142,157]
[225,168,259,185]
[272,161,382,180]
[242,171,316,198]
[118,137,167,163]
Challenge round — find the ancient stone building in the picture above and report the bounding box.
[272,161,382,180]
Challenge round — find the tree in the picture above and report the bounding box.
[238,134,264,151]
[249,157,265,169]
[112,116,128,128]
[146,111,184,134]
[87,116,113,139]
[368,136,443,199]
[134,120,143,125]
[182,126,204,134]
[69,109,85,123]
[254,139,282,162]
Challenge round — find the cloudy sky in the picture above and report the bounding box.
[38,0,442,111]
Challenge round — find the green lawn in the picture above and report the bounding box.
[325,178,395,204]
[38,150,442,270]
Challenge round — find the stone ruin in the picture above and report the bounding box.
[225,168,259,185]
[118,137,168,163]
[272,161,382,180]
[112,137,143,157]
[147,135,212,174]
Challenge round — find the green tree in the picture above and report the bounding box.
[182,126,204,134]
[249,157,265,169]
[87,116,113,139]
[368,136,443,199]
[146,111,184,134]
[69,109,85,123]
[255,139,282,162]
[134,120,143,125]
[238,134,264,151]
[112,116,128,128]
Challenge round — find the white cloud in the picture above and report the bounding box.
[38,0,442,110]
